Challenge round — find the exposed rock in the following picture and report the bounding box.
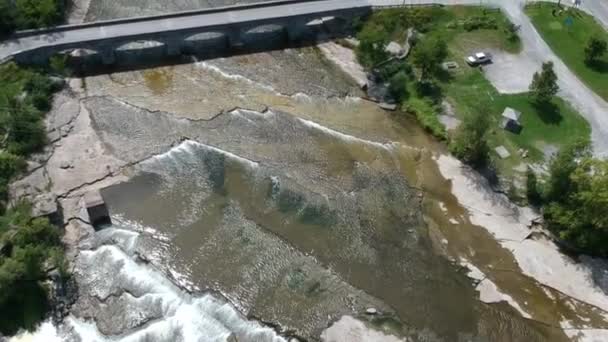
[26,160,42,172]
[366,307,378,315]
[385,42,404,56]
[31,193,62,225]
[321,316,405,342]
[378,102,397,111]
[10,166,50,200]
[45,91,80,133]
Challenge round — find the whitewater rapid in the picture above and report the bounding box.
[14,220,286,342]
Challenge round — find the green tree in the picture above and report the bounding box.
[529,61,559,104]
[14,0,63,29]
[388,71,409,102]
[0,0,16,34]
[545,157,608,255]
[526,167,541,205]
[584,36,607,65]
[0,152,26,202]
[544,140,590,202]
[0,97,46,155]
[0,205,63,335]
[449,104,491,168]
[412,37,448,80]
[356,21,390,67]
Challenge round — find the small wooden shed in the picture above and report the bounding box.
[501,107,523,133]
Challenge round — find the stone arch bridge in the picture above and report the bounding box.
[0,0,372,66]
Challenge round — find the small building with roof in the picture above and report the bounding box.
[501,107,523,133]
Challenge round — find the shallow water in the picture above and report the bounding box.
[85,70,571,340]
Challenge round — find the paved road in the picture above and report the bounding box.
[372,0,608,156]
[584,0,608,28]
[496,0,608,157]
[0,0,369,62]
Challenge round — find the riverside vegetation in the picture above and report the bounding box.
[0,0,65,35]
[0,40,66,340]
[355,6,608,256]
[0,2,69,335]
[355,6,589,187]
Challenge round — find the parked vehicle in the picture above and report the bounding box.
[466,52,492,66]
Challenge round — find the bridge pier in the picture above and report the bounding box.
[227,27,244,48]
[286,19,314,43]
[100,48,115,65]
[166,39,182,57]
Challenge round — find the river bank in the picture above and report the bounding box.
[320,38,608,340]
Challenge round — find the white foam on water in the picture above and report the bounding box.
[70,228,286,342]
[194,61,276,93]
[296,117,396,151]
[113,214,172,242]
[93,226,140,254]
[561,320,608,342]
[143,140,259,170]
[291,92,312,102]
[8,320,62,342]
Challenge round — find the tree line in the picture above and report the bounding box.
[0,0,65,35]
[0,62,65,336]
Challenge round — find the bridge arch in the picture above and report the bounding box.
[114,39,167,65]
[241,23,287,47]
[183,31,229,55]
[53,47,102,67]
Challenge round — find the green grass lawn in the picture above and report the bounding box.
[444,69,590,177]
[443,27,590,179]
[526,2,608,101]
[422,7,589,177]
[358,6,590,184]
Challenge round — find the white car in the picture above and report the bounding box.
[466,52,492,66]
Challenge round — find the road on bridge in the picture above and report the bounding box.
[0,0,370,62]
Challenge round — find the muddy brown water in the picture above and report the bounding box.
[86,55,591,340]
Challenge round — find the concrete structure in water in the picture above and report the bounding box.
[84,191,111,228]
[0,0,371,66]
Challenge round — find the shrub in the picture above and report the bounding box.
[388,71,409,102]
[0,0,64,33]
[412,36,448,80]
[449,104,491,168]
[462,16,498,31]
[0,152,26,201]
[526,167,542,205]
[0,205,64,335]
[405,97,446,140]
[584,35,607,65]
